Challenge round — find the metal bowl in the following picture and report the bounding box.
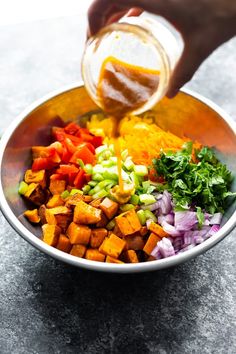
[0,83,235,273]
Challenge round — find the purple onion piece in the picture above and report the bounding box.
[158,237,175,258]
[209,213,222,225]
[162,221,182,237]
[174,211,198,231]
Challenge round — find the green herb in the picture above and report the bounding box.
[153,145,235,213]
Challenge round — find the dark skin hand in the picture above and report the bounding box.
[88,0,236,97]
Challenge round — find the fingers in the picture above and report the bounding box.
[166,36,213,98]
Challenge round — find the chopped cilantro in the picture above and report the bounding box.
[153,145,235,213]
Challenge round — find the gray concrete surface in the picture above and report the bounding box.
[0,16,235,354]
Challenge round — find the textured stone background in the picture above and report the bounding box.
[0,16,235,354]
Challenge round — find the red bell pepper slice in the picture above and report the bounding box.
[32,157,55,171]
[74,169,86,189]
[70,146,95,165]
[91,135,103,148]
[64,122,80,135]
[56,164,79,175]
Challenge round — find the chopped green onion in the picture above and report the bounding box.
[88,188,97,196]
[92,173,104,181]
[82,185,91,194]
[139,194,156,205]
[101,160,115,168]
[137,210,147,226]
[123,158,134,171]
[92,164,104,174]
[97,179,115,189]
[88,180,97,187]
[130,194,139,205]
[95,145,107,155]
[70,189,83,196]
[18,181,29,195]
[134,165,148,176]
[92,189,108,199]
[84,164,93,175]
[76,158,84,169]
[130,171,140,188]
[103,170,118,181]
[121,149,129,161]
[61,190,70,199]
[144,210,157,222]
[106,219,116,230]
[120,204,135,212]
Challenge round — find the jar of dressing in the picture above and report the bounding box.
[82,16,181,118]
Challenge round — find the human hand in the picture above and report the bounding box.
[88,0,236,97]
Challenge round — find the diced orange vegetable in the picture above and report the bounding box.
[56,234,72,253]
[38,205,47,224]
[46,195,64,208]
[99,233,126,258]
[65,193,83,207]
[125,235,145,250]
[24,183,47,206]
[85,249,105,262]
[70,244,86,258]
[140,226,148,237]
[47,206,71,215]
[115,209,141,236]
[106,256,124,264]
[90,198,103,208]
[73,200,101,224]
[67,222,91,245]
[90,228,108,248]
[45,209,57,225]
[149,222,169,238]
[96,211,108,227]
[113,224,124,238]
[124,250,139,263]
[55,214,72,233]
[49,179,66,195]
[83,195,93,203]
[42,224,61,246]
[24,169,46,188]
[100,197,119,219]
[143,232,161,255]
[24,209,40,223]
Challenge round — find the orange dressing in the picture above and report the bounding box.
[97,56,160,192]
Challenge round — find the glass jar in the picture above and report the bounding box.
[82,16,181,115]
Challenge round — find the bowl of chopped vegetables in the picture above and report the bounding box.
[0,83,235,272]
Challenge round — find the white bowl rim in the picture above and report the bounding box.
[0,82,235,273]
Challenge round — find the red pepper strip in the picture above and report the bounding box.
[64,122,80,135]
[61,147,72,164]
[74,169,86,189]
[50,173,65,181]
[32,157,56,171]
[91,136,103,148]
[70,146,95,165]
[85,173,91,183]
[50,141,64,155]
[64,138,76,154]
[56,164,79,175]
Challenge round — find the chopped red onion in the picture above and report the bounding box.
[158,190,172,215]
[172,236,183,251]
[209,213,222,225]
[174,211,198,231]
[150,245,162,259]
[158,237,175,258]
[162,221,182,237]
[158,213,174,226]
[207,224,220,236]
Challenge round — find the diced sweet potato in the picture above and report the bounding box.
[115,209,141,236]
[90,228,108,248]
[143,233,161,255]
[82,195,93,203]
[140,226,148,237]
[70,244,86,258]
[24,183,47,206]
[90,198,103,208]
[42,224,61,246]
[67,222,91,245]
[85,249,105,262]
[55,214,72,233]
[96,211,108,228]
[47,206,71,215]
[56,234,72,253]
[106,256,124,264]
[38,205,47,224]
[125,235,145,250]
[149,222,169,238]
[100,197,119,219]
[113,224,124,238]
[65,193,83,207]
[46,195,65,208]
[45,209,57,225]
[73,201,101,224]
[99,233,126,258]
[24,169,46,188]
[24,209,40,223]
[123,250,139,263]
[49,179,66,195]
